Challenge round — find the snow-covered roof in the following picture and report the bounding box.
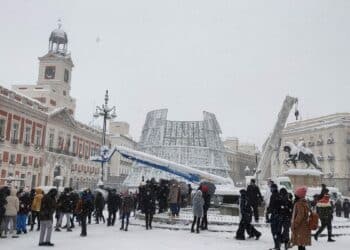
[284,168,323,176]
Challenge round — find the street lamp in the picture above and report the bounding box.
[93,90,117,185]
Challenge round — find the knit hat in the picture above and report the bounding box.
[295,186,307,198]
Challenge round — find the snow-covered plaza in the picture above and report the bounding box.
[2,213,350,250]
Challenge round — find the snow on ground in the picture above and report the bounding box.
[1,215,350,250]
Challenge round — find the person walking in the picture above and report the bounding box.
[291,186,311,250]
[39,188,57,246]
[168,183,180,218]
[280,188,293,250]
[236,189,261,240]
[267,183,283,250]
[2,188,19,238]
[142,184,156,230]
[191,188,204,233]
[247,179,263,222]
[16,190,31,234]
[314,188,335,242]
[107,189,120,227]
[30,188,43,231]
[343,198,350,219]
[120,192,134,231]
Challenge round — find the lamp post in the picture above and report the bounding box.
[93,90,117,185]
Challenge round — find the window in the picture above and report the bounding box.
[11,123,19,143]
[72,140,76,154]
[10,154,16,164]
[64,69,69,83]
[0,119,5,138]
[48,130,55,148]
[44,66,56,79]
[24,126,31,145]
[35,129,41,146]
[22,156,27,166]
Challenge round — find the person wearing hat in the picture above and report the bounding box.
[291,186,311,250]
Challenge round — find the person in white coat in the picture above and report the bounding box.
[3,188,19,238]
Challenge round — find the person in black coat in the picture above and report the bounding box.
[343,199,350,219]
[39,188,57,246]
[55,188,74,232]
[76,190,94,237]
[335,199,342,217]
[0,187,9,238]
[107,189,121,226]
[246,179,263,222]
[94,192,105,224]
[142,184,156,230]
[201,185,211,230]
[267,184,283,250]
[236,189,261,240]
[279,188,293,249]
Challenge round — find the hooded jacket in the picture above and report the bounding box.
[31,188,44,212]
[5,189,19,216]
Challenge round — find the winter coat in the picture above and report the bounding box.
[335,199,342,212]
[57,192,74,213]
[107,192,121,212]
[239,193,253,222]
[0,188,8,217]
[4,189,19,216]
[18,192,31,215]
[168,184,180,204]
[291,199,311,247]
[192,190,204,217]
[267,191,283,216]
[316,194,333,221]
[76,192,94,215]
[343,200,350,213]
[202,192,211,212]
[95,192,105,210]
[39,189,57,221]
[120,195,134,214]
[31,188,43,212]
[246,184,263,206]
[280,194,293,220]
[142,186,156,214]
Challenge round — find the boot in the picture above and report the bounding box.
[328,238,335,242]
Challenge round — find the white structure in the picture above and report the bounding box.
[124,109,231,187]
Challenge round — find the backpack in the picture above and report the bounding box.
[308,210,319,230]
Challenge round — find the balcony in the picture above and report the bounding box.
[328,155,335,161]
[22,162,28,167]
[316,140,324,146]
[11,138,18,145]
[9,160,16,165]
[34,144,42,151]
[0,136,5,143]
[327,138,335,144]
[24,141,30,147]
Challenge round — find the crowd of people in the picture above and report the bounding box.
[0,178,344,249]
[235,180,338,250]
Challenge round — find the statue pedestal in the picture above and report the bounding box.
[283,168,323,187]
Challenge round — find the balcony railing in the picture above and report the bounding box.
[0,136,5,143]
[24,141,30,147]
[11,138,18,144]
[22,162,28,166]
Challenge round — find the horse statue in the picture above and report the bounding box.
[283,141,322,171]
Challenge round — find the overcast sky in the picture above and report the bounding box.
[0,1,349,148]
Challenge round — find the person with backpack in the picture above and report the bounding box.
[314,188,335,242]
[291,186,311,250]
[76,190,94,237]
[236,189,261,240]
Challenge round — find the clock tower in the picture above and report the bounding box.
[14,22,76,115]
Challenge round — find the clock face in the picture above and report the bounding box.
[64,69,69,83]
[45,66,56,79]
